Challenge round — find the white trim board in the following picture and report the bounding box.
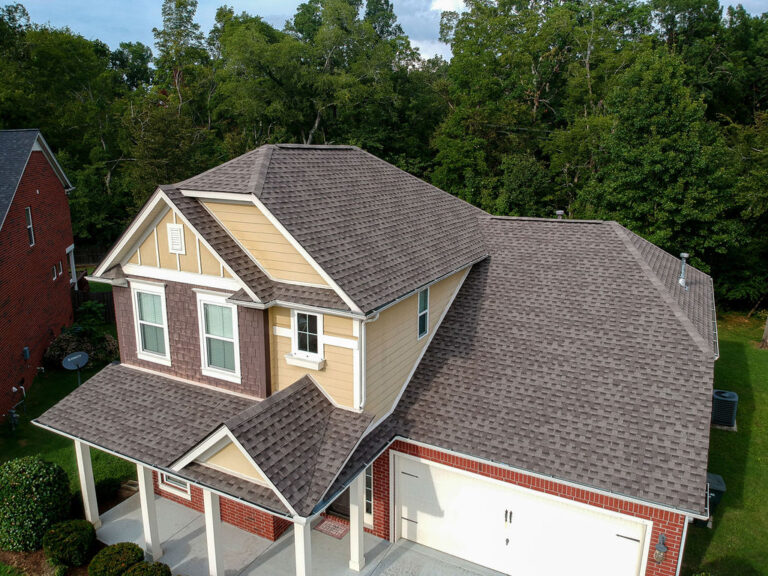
[171,426,299,517]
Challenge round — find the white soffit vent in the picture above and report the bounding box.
[167,223,185,255]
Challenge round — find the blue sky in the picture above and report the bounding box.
[20,0,768,60]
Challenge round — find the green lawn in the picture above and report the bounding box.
[0,365,135,494]
[682,312,768,576]
[0,563,25,576]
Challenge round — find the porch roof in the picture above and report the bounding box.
[34,363,370,518]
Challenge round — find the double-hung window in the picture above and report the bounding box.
[131,281,171,366]
[285,310,325,370]
[197,292,240,383]
[417,288,429,339]
[25,207,34,246]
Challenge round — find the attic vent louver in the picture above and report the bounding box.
[678,252,689,290]
[167,223,185,255]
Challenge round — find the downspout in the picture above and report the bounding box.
[675,516,690,576]
[358,311,380,410]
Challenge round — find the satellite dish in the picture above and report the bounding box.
[62,352,89,386]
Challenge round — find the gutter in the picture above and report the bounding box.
[85,275,127,288]
[312,436,711,522]
[31,419,293,521]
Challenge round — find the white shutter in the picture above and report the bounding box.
[167,223,185,254]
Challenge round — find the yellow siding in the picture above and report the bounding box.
[202,442,266,483]
[269,307,356,408]
[178,222,198,273]
[203,201,328,286]
[324,315,354,338]
[364,269,468,422]
[137,233,157,267]
[156,211,176,270]
[125,206,225,279]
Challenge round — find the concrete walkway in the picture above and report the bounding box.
[98,495,502,576]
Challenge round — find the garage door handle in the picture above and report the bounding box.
[401,471,419,478]
[616,534,640,543]
[403,517,418,524]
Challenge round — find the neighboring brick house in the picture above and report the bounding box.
[36,145,717,576]
[0,129,75,418]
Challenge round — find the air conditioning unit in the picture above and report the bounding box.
[712,390,738,427]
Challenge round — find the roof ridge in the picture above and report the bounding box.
[175,146,270,189]
[610,222,712,359]
[489,215,608,224]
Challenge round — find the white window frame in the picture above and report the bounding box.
[52,265,57,280]
[167,223,186,255]
[25,207,34,246]
[130,280,172,367]
[196,291,241,384]
[57,260,63,276]
[364,465,373,526]
[158,472,191,500]
[417,288,429,340]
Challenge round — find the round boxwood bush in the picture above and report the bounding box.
[43,519,96,566]
[88,543,144,576]
[123,562,172,576]
[0,456,70,551]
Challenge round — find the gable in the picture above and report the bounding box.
[125,205,230,278]
[200,440,267,483]
[202,200,328,287]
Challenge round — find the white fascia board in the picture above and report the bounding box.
[31,420,292,520]
[94,189,166,277]
[35,132,73,191]
[171,426,299,517]
[182,187,363,315]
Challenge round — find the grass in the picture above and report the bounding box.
[682,312,768,576]
[0,563,25,576]
[0,365,135,494]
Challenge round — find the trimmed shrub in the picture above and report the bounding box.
[0,457,70,551]
[88,543,144,576]
[43,520,96,566]
[123,562,172,576]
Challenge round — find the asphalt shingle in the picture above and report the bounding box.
[0,129,40,230]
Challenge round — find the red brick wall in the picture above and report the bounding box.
[114,279,270,398]
[371,441,686,576]
[0,151,74,417]
[152,472,290,541]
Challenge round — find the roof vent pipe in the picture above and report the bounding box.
[678,253,690,290]
[555,210,564,220]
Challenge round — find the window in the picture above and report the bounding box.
[296,313,319,356]
[167,223,185,254]
[52,265,57,280]
[417,288,429,339]
[364,465,373,525]
[25,207,34,246]
[57,261,63,276]
[131,281,171,366]
[197,292,240,383]
[158,473,191,499]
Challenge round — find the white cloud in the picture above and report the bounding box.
[411,38,452,59]
[429,0,464,12]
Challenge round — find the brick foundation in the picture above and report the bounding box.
[368,440,687,576]
[152,472,290,541]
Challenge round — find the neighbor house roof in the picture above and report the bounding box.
[176,144,489,314]
[0,129,73,231]
[34,364,371,517]
[325,217,715,517]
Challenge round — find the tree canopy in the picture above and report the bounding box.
[0,0,766,306]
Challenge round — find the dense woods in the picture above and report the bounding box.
[0,0,766,306]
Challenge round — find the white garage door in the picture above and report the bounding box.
[395,455,650,576]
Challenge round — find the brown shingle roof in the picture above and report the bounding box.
[176,145,488,314]
[325,217,715,516]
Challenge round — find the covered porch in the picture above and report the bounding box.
[73,440,385,576]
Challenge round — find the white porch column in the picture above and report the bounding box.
[293,519,312,576]
[348,474,366,571]
[203,489,225,576]
[136,465,163,560]
[73,440,100,528]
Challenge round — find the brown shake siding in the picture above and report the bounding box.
[114,277,270,398]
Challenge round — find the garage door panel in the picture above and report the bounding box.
[395,455,648,576]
